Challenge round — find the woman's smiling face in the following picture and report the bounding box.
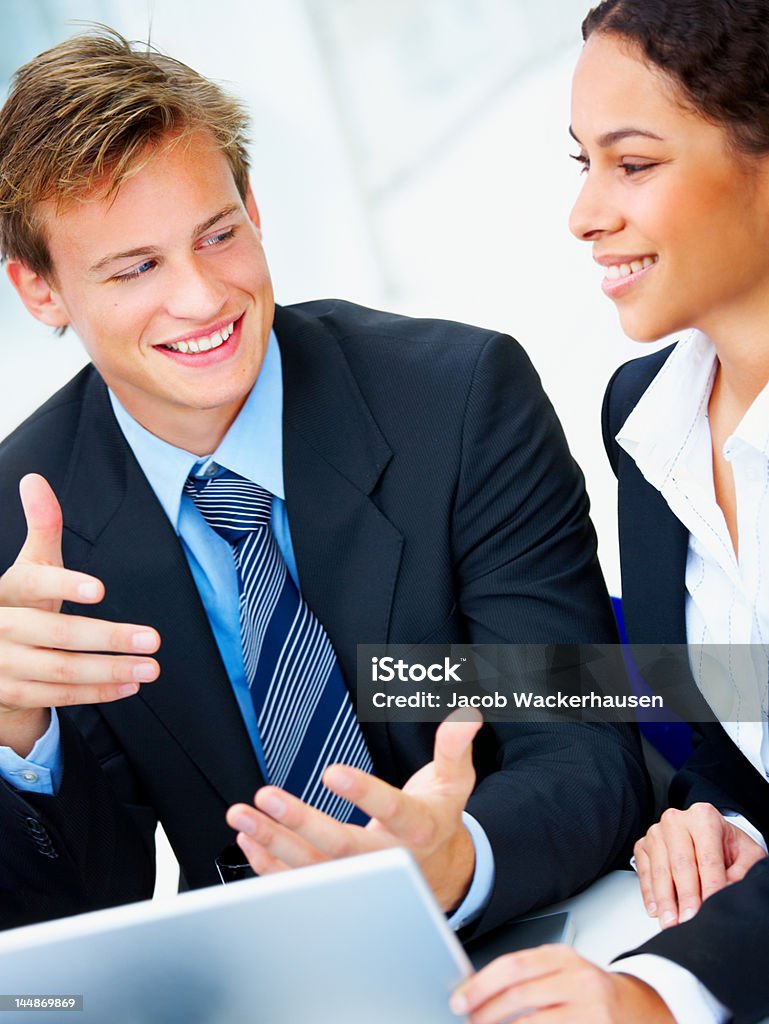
[569,31,769,345]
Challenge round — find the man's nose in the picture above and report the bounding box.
[164,257,228,322]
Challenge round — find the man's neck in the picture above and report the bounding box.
[112,395,247,456]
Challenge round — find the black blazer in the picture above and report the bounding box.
[0,300,648,935]
[604,348,769,1024]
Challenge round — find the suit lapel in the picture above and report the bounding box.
[618,450,718,721]
[618,450,688,644]
[275,305,404,677]
[275,305,405,769]
[58,373,264,806]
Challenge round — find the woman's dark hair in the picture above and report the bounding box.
[582,0,769,155]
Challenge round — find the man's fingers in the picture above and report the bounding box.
[432,711,483,783]
[453,946,577,1018]
[321,713,482,845]
[0,562,104,608]
[0,677,149,709]
[0,647,159,690]
[227,799,331,865]
[17,474,64,567]
[321,765,433,843]
[255,787,373,859]
[234,832,289,876]
[0,606,159,654]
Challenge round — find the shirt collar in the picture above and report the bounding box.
[616,331,717,489]
[727,374,769,457]
[109,328,284,531]
[617,330,769,483]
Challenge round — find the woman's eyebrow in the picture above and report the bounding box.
[569,124,665,146]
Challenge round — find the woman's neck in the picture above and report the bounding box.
[704,316,769,415]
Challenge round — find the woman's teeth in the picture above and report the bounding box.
[605,256,657,280]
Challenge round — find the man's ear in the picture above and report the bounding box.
[6,261,69,328]
[245,185,262,241]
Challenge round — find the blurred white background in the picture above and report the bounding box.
[0,0,670,894]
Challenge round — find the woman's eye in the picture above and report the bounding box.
[570,153,589,174]
[114,259,156,282]
[622,162,658,176]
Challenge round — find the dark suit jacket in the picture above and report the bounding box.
[0,300,648,936]
[604,347,769,1024]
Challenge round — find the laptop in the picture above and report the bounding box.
[0,849,472,1024]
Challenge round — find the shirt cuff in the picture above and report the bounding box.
[0,710,62,794]
[721,811,768,853]
[447,811,495,930]
[610,954,730,1024]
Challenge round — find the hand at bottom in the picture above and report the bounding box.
[450,946,675,1023]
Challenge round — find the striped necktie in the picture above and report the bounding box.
[185,469,372,823]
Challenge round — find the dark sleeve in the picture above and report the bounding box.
[669,729,769,842]
[616,858,769,1024]
[451,334,651,934]
[0,713,156,929]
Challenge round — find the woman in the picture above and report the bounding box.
[451,1,769,1021]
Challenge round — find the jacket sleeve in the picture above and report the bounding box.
[616,858,769,1024]
[0,713,156,929]
[451,333,651,935]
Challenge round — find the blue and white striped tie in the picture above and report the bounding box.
[185,470,372,823]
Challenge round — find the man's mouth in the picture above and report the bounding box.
[160,320,235,354]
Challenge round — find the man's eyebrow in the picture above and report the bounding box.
[192,203,241,239]
[89,245,159,275]
[569,125,665,147]
[89,203,242,275]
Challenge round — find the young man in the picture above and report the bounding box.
[0,29,648,932]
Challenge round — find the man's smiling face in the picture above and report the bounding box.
[23,129,274,453]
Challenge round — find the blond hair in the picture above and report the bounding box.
[0,26,251,280]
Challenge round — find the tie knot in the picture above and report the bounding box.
[184,470,272,542]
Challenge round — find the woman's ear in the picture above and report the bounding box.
[6,261,69,328]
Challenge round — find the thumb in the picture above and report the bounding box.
[729,843,765,884]
[432,709,483,785]
[17,474,64,567]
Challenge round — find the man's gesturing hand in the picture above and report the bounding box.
[0,474,161,753]
[634,802,767,927]
[226,712,483,911]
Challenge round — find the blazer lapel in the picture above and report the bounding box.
[618,451,715,721]
[58,373,264,806]
[618,451,688,644]
[275,306,404,677]
[275,306,405,768]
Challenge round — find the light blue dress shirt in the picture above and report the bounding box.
[0,329,492,925]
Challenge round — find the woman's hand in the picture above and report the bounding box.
[634,803,767,927]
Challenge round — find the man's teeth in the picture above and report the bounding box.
[163,321,235,353]
[606,256,657,280]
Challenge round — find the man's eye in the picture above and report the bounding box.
[570,153,589,174]
[199,228,236,248]
[114,259,156,282]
